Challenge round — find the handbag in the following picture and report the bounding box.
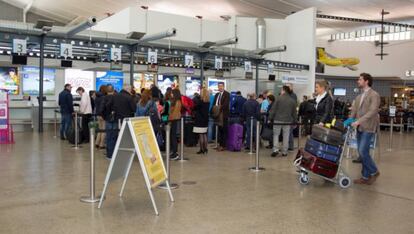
[211,105,220,119]
[261,123,273,141]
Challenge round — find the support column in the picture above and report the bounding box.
[255,59,260,96]
[38,34,45,133]
[200,53,205,87]
[130,45,135,86]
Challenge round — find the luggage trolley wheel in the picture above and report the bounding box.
[338,176,351,189]
[299,172,310,185]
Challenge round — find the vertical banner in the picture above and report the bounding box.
[215,56,223,70]
[185,55,194,67]
[60,43,73,59]
[268,64,274,74]
[0,92,8,130]
[148,50,158,64]
[110,48,122,61]
[13,39,27,54]
[244,61,252,72]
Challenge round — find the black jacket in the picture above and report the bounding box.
[212,90,230,119]
[193,97,210,128]
[58,89,74,115]
[241,99,260,121]
[299,100,316,119]
[99,90,136,122]
[94,92,105,116]
[314,94,334,124]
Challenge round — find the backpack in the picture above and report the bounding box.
[146,101,161,132]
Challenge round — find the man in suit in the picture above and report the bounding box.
[213,82,230,151]
[351,73,380,185]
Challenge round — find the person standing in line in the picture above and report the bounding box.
[169,89,183,160]
[58,84,74,140]
[212,82,230,151]
[136,90,156,117]
[193,87,210,154]
[265,94,276,149]
[76,87,93,143]
[231,91,247,117]
[95,85,107,149]
[351,73,381,185]
[207,89,215,143]
[298,95,316,136]
[241,93,260,151]
[260,90,270,114]
[269,86,298,157]
[286,83,298,151]
[313,79,334,126]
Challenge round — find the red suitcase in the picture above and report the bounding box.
[296,149,338,179]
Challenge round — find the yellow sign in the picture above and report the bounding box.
[131,118,167,188]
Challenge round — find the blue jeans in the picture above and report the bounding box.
[208,118,215,142]
[106,121,119,158]
[245,119,257,149]
[357,131,378,179]
[60,113,72,138]
[289,127,294,149]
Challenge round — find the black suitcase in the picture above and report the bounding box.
[311,125,344,146]
[184,123,198,147]
[67,118,83,145]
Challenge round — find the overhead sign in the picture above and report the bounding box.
[281,75,308,85]
[185,55,194,67]
[389,106,396,117]
[110,47,122,61]
[245,72,253,79]
[60,43,73,59]
[215,56,223,70]
[98,118,173,215]
[404,70,414,79]
[268,64,274,74]
[148,50,158,64]
[12,39,27,54]
[244,61,252,72]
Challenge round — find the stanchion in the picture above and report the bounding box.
[387,117,394,151]
[80,127,101,203]
[249,120,265,172]
[215,124,219,149]
[297,117,302,149]
[179,117,189,161]
[54,110,58,138]
[158,123,179,190]
[72,112,81,149]
[248,117,254,155]
[400,117,403,134]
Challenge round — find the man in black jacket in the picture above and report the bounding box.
[241,93,260,151]
[212,82,230,151]
[98,84,136,159]
[58,84,74,140]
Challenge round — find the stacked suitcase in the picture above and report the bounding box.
[296,124,348,182]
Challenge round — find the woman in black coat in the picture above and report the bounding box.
[193,88,210,154]
[313,79,334,125]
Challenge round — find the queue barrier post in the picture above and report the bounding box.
[248,117,254,155]
[215,124,219,149]
[179,116,189,162]
[72,112,81,149]
[387,117,394,151]
[297,117,302,149]
[54,110,58,138]
[158,123,179,190]
[80,127,101,203]
[249,120,265,172]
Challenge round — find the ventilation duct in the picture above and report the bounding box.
[256,18,266,49]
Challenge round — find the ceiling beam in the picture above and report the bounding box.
[317,14,414,29]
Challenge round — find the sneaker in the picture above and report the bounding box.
[105,156,112,161]
[271,151,279,157]
[170,154,180,161]
[352,158,362,163]
[281,153,288,157]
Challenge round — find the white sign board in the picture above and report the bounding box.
[244,61,252,72]
[148,51,158,64]
[13,39,27,54]
[215,57,223,70]
[281,75,308,85]
[268,64,274,74]
[64,69,94,95]
[60,43,73,59]
[185,55,194,67]
[110,48,122,61]
[389,106,396,117]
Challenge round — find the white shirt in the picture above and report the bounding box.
[315,91,327,109]
[79,92,92,114]
[216,91,223,105]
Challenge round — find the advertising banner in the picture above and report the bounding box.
[207,78,226,95]
[64,69,94,95]
[185,77,201,98]
[96,71,124,92]
[158,75,179,95]
[0,92,7,130]
[22,66,56,95]
[134,73,155,92]
[281,75,308,85]
[0,67,19,95]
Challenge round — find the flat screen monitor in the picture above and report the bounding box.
[0,67,19,94]
[22,66,56,95]
[12,55,27,65]
[333,88,346,96]
[61,60,72,68]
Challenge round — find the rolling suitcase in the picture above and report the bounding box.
[227,123,243,151]
[184,123,198,147]
[296,149,338,179]
[67,117,83,145]
[304,138,342,163]
[311,125,344,146]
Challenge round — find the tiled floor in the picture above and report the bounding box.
[1,130,413,234]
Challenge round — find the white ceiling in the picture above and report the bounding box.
[3,0,414,29]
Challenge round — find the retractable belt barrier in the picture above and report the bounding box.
[158,123,179,190]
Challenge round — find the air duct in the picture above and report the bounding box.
[66,17,97,37]
[256,18,266,49]
[138,28,176,43]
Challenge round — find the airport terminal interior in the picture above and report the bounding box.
[0,0,414,233]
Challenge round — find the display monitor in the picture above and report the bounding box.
[0,67,19,95]
[61,60,72,68]
[134,73,155,93]
[208,78,226,95]
[65,69,94,95]
[96,71,124,92]
[22,66,56,95]
[185,77,201,98]
[333,88,347,96]
[12,55,27,65]
[158,75,179,95]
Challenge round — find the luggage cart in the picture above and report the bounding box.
[294,127,352,189]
